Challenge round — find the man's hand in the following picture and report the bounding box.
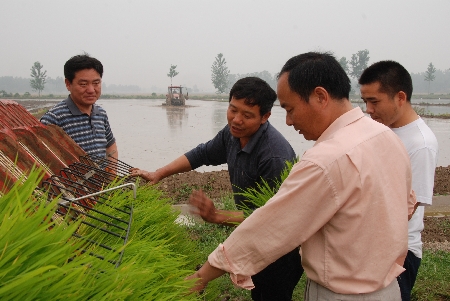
[189,189,218,223]
[189,190,245,226]
[409,201,420,220]
[129,168,162,184]
[185,261,226,293]
[185,271,207,293]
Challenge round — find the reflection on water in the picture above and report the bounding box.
[211,101,228,134]
[164,105,188,131]
[97,99,450,172]
[424,118,450,166]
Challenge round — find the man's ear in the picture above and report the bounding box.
[261,111,271,124]
[313,87,329,107]
[397,91,408,106]
[65,78,71,91]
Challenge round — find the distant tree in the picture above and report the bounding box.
[227,73,239,89]
[349,50,370,82]
[252,70,276,90]
[211,53,230,94]
[228,71,277,91]
[29,61,47,98]
[104,84,141,93]
[339,57,349,74]
[0,76,32,93]
[424,62,436,94]
[45,76,66,93]
[167,64,179,86]
[0,90,12,97]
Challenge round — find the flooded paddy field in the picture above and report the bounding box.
[95,98,450,171]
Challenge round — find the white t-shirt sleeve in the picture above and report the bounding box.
[410,146,437,206]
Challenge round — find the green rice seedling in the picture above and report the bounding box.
[186,194,250,300]
[236,159,297,216]
[187,194,308,300]
[185,159,306,300]
[206,159,307,299]
[0,168,220,300]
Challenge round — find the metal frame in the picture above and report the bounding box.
[41,157,136,268]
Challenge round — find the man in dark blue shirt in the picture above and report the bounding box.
[131,77,302,300]
[185,115,296,210]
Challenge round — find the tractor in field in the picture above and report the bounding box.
[164,85,188,106]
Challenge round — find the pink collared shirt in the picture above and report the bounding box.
[208,107,416,294]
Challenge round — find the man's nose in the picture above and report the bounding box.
[233,114,243,124]
[286,115,293,126]
[86,84,95,92]
[365,103,374,114]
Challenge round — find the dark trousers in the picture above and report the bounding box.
[250,247,303,301]
[397,250,421,301]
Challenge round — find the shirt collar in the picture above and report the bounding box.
[64,95,100,116]
[241,121,270,153]
[315,107,365,145]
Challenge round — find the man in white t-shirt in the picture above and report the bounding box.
[359,60,439,301]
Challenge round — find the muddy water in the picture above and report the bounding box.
[97,99,450,172]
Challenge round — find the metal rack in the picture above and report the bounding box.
[42,156,136,267]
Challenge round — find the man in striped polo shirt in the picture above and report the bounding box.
[40,54,118,163]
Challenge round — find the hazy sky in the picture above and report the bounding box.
[1,0,449,92]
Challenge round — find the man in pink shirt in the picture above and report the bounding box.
[187,52,416,300]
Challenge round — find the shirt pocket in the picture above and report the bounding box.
[238,168,258,190]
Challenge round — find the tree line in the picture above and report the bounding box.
[210,51,450,95]
[0,77,141,97]
[0,61,141,97]
[1,56,448,98]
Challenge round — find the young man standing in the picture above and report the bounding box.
[359,61,439,301]
[40,54,118,162]
[131,77,303,301]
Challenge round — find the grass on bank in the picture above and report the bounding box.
[412,249,450,300]
[31,108,48,119]
[413,106,450,119]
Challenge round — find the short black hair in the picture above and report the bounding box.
[278,52,350,102]
[359,60,413,101]
[229,77,277,116]
[64,54,103,83]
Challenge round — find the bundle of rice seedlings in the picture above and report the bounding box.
[0,168,219,300]
[237,159,297,215]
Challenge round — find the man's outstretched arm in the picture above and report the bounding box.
[130,155,192,184]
